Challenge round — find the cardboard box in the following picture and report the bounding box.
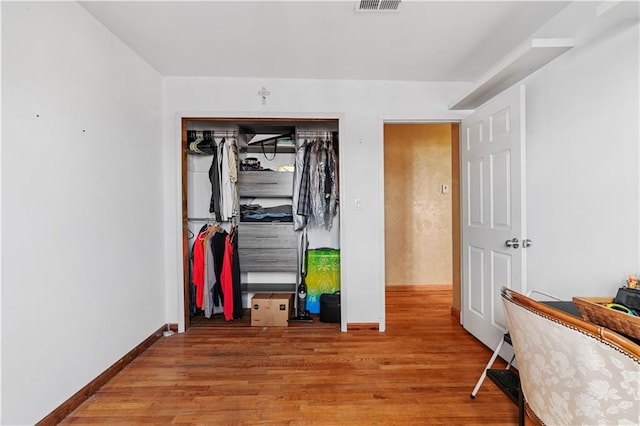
[251,293,293,327]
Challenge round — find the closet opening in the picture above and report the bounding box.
[382,123,461,320]
[181,118,342,330]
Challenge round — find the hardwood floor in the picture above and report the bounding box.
[61,286,517,425]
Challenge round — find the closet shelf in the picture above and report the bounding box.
[241,145,296,154]
[449,38,574,110]
[241,282,297,293]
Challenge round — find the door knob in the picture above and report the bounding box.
[522,239,532,248]
[505,238,520,249]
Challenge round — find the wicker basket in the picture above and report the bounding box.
[573,297,640,340]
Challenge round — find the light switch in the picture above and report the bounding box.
[355,198,362,210]
[442,184,449,194]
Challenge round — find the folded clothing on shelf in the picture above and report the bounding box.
[240,204,293,222]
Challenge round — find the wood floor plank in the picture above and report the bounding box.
[61,286,517,425]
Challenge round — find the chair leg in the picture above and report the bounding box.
[470,336,505,398]
[518,385,525,426]
[506,354,515,369]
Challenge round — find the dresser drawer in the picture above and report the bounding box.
[238,171,294,197]
[238,223,297,249]
[238,248,298,272]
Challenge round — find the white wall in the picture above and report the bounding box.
[162,79,471,330]
[525,20,640,298]
[1,3,164,424]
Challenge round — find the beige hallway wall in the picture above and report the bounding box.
[384,123,452,286]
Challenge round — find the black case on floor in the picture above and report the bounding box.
[320,292,341,323]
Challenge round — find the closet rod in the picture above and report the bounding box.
[187,130,237,136]
[187,217,218,221]
[296,131,334,139]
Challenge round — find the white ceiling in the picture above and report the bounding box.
[80,1,571,82]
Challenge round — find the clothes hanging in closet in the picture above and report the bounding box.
[190,224,208,316]
[209,147,221,221]
[190,224,242,321]
[191,224,220,317]
[220,233,235,321]
[187,130,217,155]
[208,136,239,222]
[191,224,208,311]
[203,225,221,318]
[294,137,338,231]
[295,142,312,230]
[230,226,243,320]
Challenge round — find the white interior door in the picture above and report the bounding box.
[461,84,527,350]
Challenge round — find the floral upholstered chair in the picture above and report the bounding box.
[501,287,640,426]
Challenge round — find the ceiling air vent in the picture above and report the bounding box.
[356,0,401,13]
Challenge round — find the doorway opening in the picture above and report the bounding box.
[383,123,461,320]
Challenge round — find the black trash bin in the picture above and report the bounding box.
[319,291,340,323]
